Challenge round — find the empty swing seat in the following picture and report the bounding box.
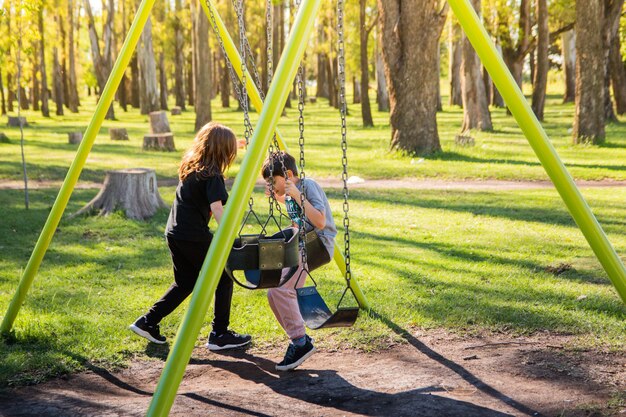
[297,286,359,330]
[226,227,299,289]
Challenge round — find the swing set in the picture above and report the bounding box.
[2,0,626,416]
[213,0,360,328]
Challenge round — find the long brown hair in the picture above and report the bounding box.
[179,122,237,181]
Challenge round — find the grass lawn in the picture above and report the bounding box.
[0,184,624,387]
[1,85,626,183]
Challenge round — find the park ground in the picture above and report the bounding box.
[0,86,625,416]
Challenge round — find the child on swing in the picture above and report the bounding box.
[262,151,337,371]
[130,122,251,351]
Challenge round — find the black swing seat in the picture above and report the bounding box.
[226,227,299,289]
[297,286,359,330]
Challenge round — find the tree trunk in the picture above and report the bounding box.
[492,43,505,107]
[375,44,389,111]
[19,87,29,110]
[31,46,40,111]
[187,51,194,107]
[138,16,159,115]
[84,0,114,119]
[174,0,186,110]
[193,0,211,130]
[573,0,605,144]
[67,0,79,112]
[603,0,624,123]
[53,46,65,116]
[531,0,548,121]
[359,0,374,126]
[350,76,360,104]
[482,66,491,109]
[562,30,576,103]
[159,52,168,110]
[378,0,447,155]
[38,8,50,117]
[218,46,230,108]
[609,29,626,115]
[326,55,337,108]
[500,0,530,103]
[149,111,171,133]
[6,8,13,114]
[449,19,463,107]
[59,12,69,110]
[460,0,492,132]
[73,169,168,220]
[130,54,140,108]
[0,67,6,115]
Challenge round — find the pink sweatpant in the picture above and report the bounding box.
[267,260,308,340]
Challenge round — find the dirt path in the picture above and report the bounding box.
[2,178,626,191]
[1,330,623,417]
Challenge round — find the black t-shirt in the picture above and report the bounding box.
[165,172,228,242]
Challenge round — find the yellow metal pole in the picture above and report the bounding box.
[199,0,370,309]
[145,1,323,415]
[1,0,157,334]
[448,0,626,303]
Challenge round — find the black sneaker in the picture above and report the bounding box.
[206,330,252,351]
[275,335,316,371]
[129,316,166,344]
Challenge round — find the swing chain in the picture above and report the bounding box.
[293,0,309,270]
[233,0,255,212]
[266,0,273,88]
[337,0,351,284]
[230,0,264,102]
[206,0,244,113]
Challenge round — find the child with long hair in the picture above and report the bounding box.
[130,122,251,350]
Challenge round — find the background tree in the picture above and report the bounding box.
[38,2,50,117]
[84,0,114,119]
[358,0,376,127]
[173,0,186,110]
[460,0,491,132]
[573,0,605,144]
[531,0,549,120]
[377,0,447,155]
[138,16,159,115]
[66,0,79,112]
[448,18,463,107]
[192,0,211,130]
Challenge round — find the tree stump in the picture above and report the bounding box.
[454,133,475,147]
[149,111,171,134]
[308,97,317,104]
[143,132,176,151]
[68,132,83,144]
[73,168,167,220]
[171,106,182,115]
[0,133,9,143]
[110,128,129,141]
[7,116,27,127]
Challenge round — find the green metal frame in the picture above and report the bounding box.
[1,0,158,334]
[448,0,626,303]
[146,0,322,414]
[198,0,370,309]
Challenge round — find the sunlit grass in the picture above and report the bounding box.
[0,184,624,386]
[2,88,626,184]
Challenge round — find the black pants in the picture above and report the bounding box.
[144,236,233,334]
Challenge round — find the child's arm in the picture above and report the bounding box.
[285,179,326,229]
[210,201,225,224]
